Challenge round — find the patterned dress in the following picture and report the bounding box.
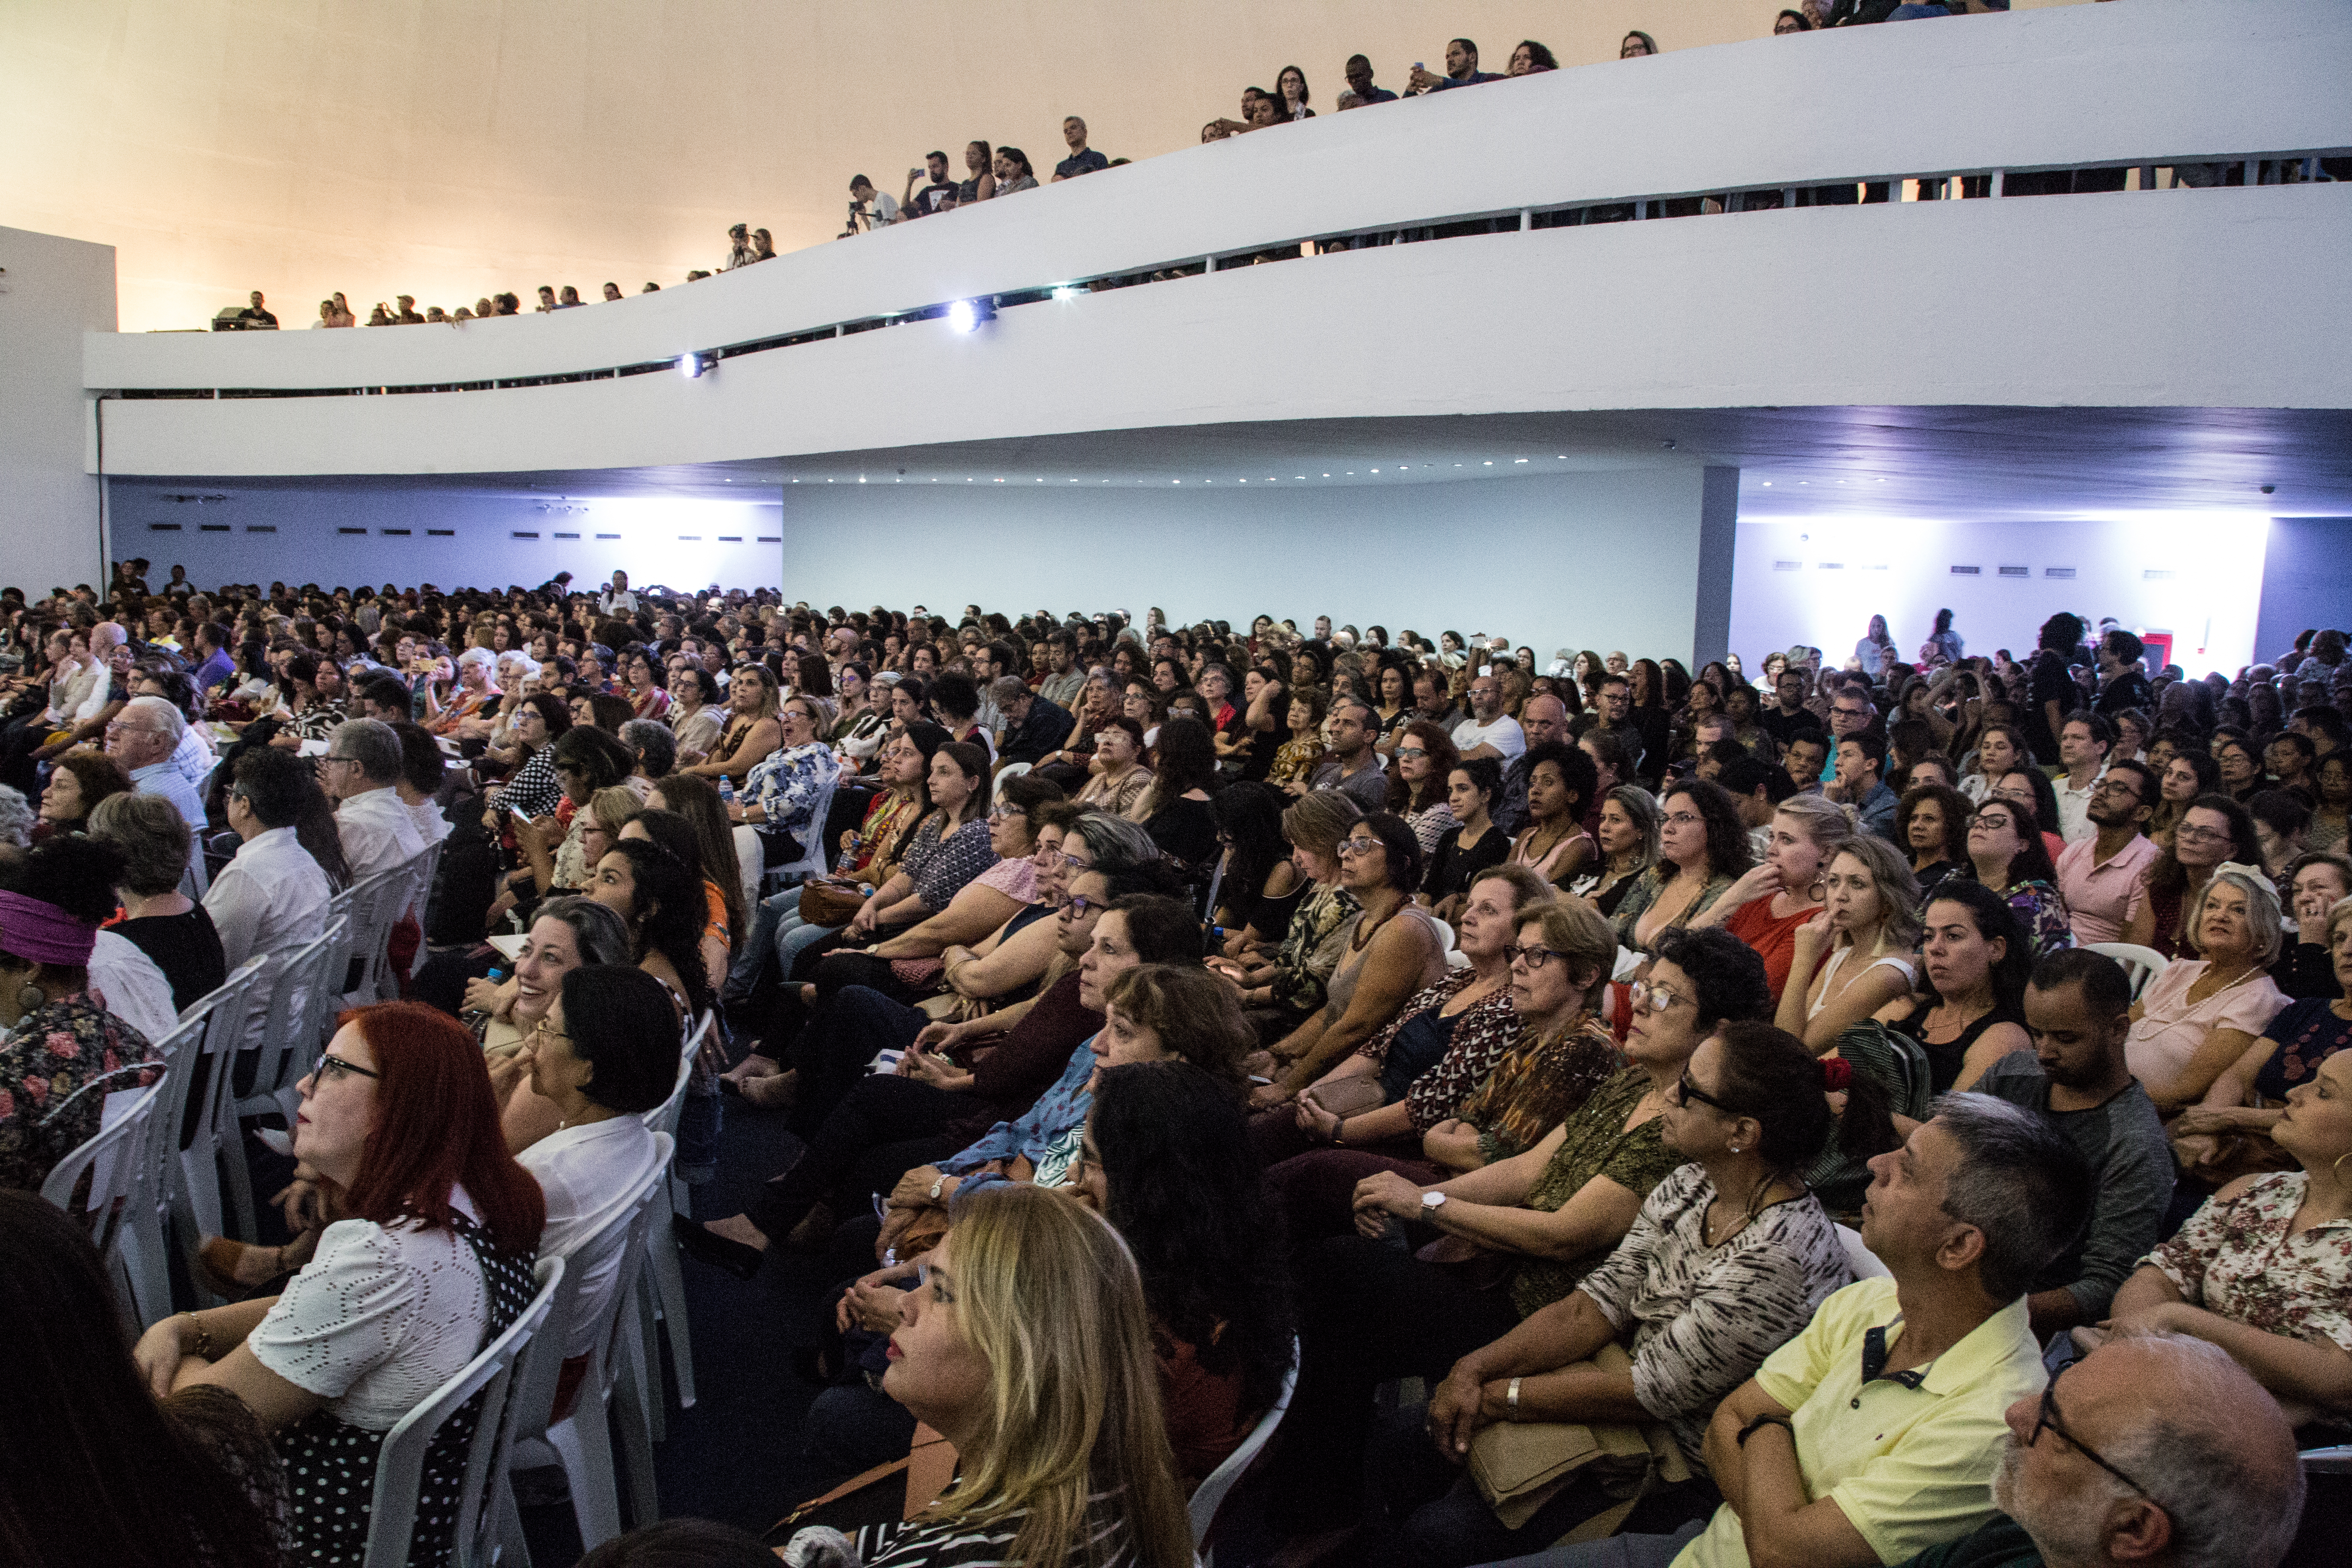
[1510,1068,1684,1317]
[1457,1016,1624,1164]
[0,994,160,1192]
[2148,1170,2352,1356]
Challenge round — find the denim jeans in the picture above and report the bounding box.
[723,881,837,1000]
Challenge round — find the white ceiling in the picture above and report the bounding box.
[129,405,2352,523]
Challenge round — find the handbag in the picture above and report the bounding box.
[1302,1075,1387,1119]
[799,879,868,926]
[1466,1343,1692,1534]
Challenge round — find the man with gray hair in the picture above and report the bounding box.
[1886,1331,2306,1568]
[320,717,422,878]
[1519,1095,2092,1568]
[104,693,205,830]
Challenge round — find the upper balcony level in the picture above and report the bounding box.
[85,0,2352,479]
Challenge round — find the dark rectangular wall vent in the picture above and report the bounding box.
[511,530,539,539]
[1817,562,1844,571]
[427,529,455,536]
[337,527,367,534]
[554,532,579,539]
[199,524,230,532]
[756,536,781,543]
[1997,565,2029,578]
[382,528,410,536]
[2044,567,2076,579]
[596,533,621,540]
[717,536,742,542]
[1950,565,1981,576]
[1773,560,1800,571]
[147,522,183,531]
[246,525,276,533]
[677,534,701,540]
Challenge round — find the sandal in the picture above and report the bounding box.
[738,1068,799,1112]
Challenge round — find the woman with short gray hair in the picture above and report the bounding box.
[89,791,227,1012]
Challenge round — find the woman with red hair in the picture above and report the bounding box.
[133,1001,545,1567]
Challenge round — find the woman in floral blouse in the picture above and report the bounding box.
[2105,1045,2352,1427]
[0,842,163,1192]
[1961,795,2075,959]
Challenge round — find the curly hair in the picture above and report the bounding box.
[1660,777,1756,879]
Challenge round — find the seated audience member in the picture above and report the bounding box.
[645,774,749,984]
[2052,759,2158,946]
[1305,699,1389,812]
[825,740,996,952]
[677,661,782,785]
[203,747,334,1033]
[1828,732,1900,842]
[1423,757,1510,919]
[1962,796,2075,959]
[1697,792,1850,1000]
[1897,780,1971,901]
[464,896,634,1067]
[0,1189,289,1568]
[779,1187,1195,1568]
[1256,814,1448,1106]
[104,693,205,828]
[1381,1021,1853,1568]
[1078,714,1153,815]
[2251,787,2314,880]
[1975,951,2170,1337]
[132,1002,544,1568]
[0,837,164,1191]
[992,675,1072,768]
[2145,746,2221,848]
[1385,719,1461,856]
[2122,862,2288,1111]
[1273,928,1774,1530]
[320,717,423,879]
[35,748,131,842]
[388,722,453,847]
[1126,714,1220,866]
[1888,1332,2305,1568]
[727,692,837,891]
[510,965,674,1356]
[2130,793,2257,958]
[1777,835,1923,1052]
[1525,1095,2091,1568]
[89,791,227,1011]
[1266,683,1330,790]
[1263,864,1558,1173]
[1568,783,1664,920]
[2103,1044,2352,1429]
[1502,741,1598,889]
[1212,791,1360,1034]
[1882,880,2034,1092]
[2271,851,2352,997]
[2311,750,2351,852]
[1613,779,1754,958]
[1210,780,1307,950]
[1452,674,1527,766]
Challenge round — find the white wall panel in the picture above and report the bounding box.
[0,226,115,593]
[1727,514,2271,680]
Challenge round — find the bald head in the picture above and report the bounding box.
[1996,1332,2302,1568]
[1521,694,1569,746]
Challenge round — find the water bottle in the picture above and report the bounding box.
[716,774,735,806]
[462,968,506,1026]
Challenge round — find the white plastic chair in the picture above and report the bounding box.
[362,1253,563,1568]
[223,916,352,1241]
[341,864,416,1008]
[1835,1223,1893,1281]
[1189,1337,1299,1566]
[40,1081,168,1326]
[757,771,842,894]
[2084,942,2169,1001]
[992,760,1034,801]
[500,1136,673,1553]
[154,957,268,1273]
[631,1015,710,1440]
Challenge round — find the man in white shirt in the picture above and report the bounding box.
[847,175,900,230]
[2053,712,2112,845]
[321,719,424,879]
[204,747,333,1032]
[1450,675,1526,765]
[599,571,639,618]
[104,696,206,830]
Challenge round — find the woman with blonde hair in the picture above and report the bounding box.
[1775,833,1924,1053]
[786,1184,1194,1568]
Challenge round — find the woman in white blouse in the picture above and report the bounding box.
[135,1001,546,1568]
[510,964,676,1358]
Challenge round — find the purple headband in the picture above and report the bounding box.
[0,889,97,968]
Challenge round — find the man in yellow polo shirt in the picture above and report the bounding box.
[1486,1095,2092,1568]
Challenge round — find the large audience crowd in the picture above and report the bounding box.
[2,557,2347,1568]
[217,5,2008,335]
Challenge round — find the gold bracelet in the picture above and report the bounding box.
[180,1311,215,1361]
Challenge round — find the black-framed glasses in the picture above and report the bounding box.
[2029,1361,2160,1505]
[1504,943,1563,970]
[1674,1069,1736,1116]
[1065,894,1097,918]
[311,1051,380,1083]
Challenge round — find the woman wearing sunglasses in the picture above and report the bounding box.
[1387,1020,1853,1566]
[134,1001,544,1568]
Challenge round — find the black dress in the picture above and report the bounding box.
[115,905,229,1014]
[1141,794,1221,870]
[273,1215,536,1567]
[1894,998,2027,1093]
[1423,822,1509,903]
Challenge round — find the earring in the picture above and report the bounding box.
[16,982,46,1014]
[1728,1145,1743,1155]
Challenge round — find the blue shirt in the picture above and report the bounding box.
[943,1035,1097,1180]
[1428,70,1504,92]
[132,760,207,830]
[1053,148,1109,179]
[1855,779,1902,842]
[192,649,235,693]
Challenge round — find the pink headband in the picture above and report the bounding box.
[0,890,97,968]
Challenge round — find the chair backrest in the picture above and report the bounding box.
[240,914,352,1121]
[364,1254,564,1568]
[1835,1223,1894,1281]
[1189,1337,1299,1561]
[153,956,268,1165]
[2084,942,2170,1001]
[992,760,1034,801]
[341,865,411,1003]
[40,1082,162,1320]
[172,956,271,1245]
[641,1014,709,1141]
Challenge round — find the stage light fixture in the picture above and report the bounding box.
[947,297,998,333]
[678,353,705,378]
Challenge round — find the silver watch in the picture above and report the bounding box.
[1421,1190,1448,1212]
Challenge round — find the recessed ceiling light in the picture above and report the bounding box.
[1240,478,1247,483]
[1483,461,1493,466]
[1372,468,1380,473]
[1762,481,1772,487]
[1514,458,1528,464]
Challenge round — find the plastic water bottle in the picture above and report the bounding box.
[462,968,505,1026]
[716,775,735,806]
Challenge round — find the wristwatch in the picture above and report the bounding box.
[1506,1376,1523,1418]
[929,1175,946,1200]
[1421,1190,1448,1212]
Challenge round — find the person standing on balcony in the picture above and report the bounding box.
[1405,38,1501,95]
[1051,117,1109,180]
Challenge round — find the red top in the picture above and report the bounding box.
[1724,897,1821,1003]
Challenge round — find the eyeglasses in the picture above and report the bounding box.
[1396,747,1429,760]
[1627,980,1687,1014]
[986,805,1024,822]
[1064,894,1097,918]
[2028,1361,2160,1505]
[1337,836,1384,858]
[311,1051,380,1083]
[1662,812,1703,829]
[1673,1068,1736,1115]
[2091,778,2143,800]
[2175,824,2229,843]
[1504,943,1564,970]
